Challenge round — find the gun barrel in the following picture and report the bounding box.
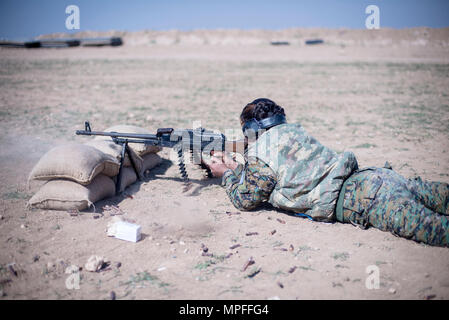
[76,130,158,140]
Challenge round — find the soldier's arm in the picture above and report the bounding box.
[221,157,277,210]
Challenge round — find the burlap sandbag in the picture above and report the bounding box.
[29,144,120,185]
[114,154,161,191]
[142,153,162,171]
[113,167,138,192]
[84,140,144,173]
[93,125,162,156]
[27,174,116,211]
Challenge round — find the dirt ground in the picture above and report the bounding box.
[1,28,449,300]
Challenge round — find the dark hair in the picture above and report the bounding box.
[240,98,286,124]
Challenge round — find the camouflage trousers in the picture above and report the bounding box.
[336,167,449,247]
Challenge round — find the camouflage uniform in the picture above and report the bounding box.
[223,123,358,220]
[222,159,277,210]
[336,167,449,247]
[222,123,449,247]
[245,123,358,221]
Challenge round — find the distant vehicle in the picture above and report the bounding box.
[305,39,324,45]
[270,41,290,46]
[81,37,123,47]
[0,37,123,48]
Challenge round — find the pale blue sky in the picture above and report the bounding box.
[1,0,448,40]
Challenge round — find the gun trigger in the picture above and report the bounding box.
[85,121,91,132]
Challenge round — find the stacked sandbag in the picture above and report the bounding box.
[27,125,163,211]
[84,140,144,174]
[90,125,162,192]
[29,144,120,184]
[142,153,162,172]
[28,144,120,211]
[114,167,138,193]
[112,153,162,192]
[28,175,116,211]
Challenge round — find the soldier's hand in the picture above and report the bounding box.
[211,151,239,171]
[202,152,238,178]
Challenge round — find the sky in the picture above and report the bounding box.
[0,0,448,39]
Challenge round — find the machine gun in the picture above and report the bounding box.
[76,121,245,193]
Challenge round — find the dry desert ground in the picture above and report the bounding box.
[0,28,449,300]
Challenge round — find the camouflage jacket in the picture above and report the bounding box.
[228,123,359,221]
[222,159,277,210]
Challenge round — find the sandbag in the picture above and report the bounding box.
[84,140,144,173]
[27,174,116,211]
[113,167,138,192]
[29,144,120,185]
[94,125,162,156]
[142,153,162,171]
[114,154,161,191]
